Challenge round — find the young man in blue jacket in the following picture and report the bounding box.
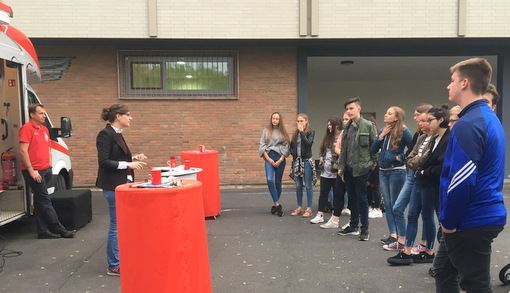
[434,58,506,292]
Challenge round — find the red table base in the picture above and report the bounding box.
[181,150,220,217]
[116,180,211,293]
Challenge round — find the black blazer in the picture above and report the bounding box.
[95,124,133,190]
[415,128,450,212]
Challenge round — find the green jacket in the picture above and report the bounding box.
[338,116,378,177]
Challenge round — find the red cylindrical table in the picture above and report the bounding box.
[181,150,220,218]
[115,180,211,293]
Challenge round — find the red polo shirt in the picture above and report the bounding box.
[18,120,51,170]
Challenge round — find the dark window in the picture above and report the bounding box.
[119,50,238,99]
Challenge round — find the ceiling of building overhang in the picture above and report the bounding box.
[307,56,498,82]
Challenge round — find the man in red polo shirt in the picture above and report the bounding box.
[19,103,75,239]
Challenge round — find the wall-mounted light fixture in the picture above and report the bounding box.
[340,60,354,66]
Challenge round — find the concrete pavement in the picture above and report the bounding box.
[0,186,509,292]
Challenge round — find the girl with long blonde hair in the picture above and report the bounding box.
[289,113,316,218]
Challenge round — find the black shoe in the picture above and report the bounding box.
[271,205,277,214]
[412,251,435,263]
[38,230,61,239]
[387,251,413,265]
[428,267,436,277]
[359,229,370,241]
[276,205,284,217]
[59,229,76,238]
[381,236,397,245]
[338,226,360,236]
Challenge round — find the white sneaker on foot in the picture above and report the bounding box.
[341,208,351,216]
[320,218,339,229]
[369,209,383,218]
[310,214,324,224]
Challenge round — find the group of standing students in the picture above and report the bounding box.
[259,58,506,293]
[259,98,488,263]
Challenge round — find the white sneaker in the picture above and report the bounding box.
[310,214,324,224]
[341,223,350,230]
[369,209,383,219]
[320,218,339,229]
[341,208,351,216]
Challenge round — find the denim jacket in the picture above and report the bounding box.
[370,127,413,169]
[338,117,377,177]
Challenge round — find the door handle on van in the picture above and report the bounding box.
[1,118,7,140]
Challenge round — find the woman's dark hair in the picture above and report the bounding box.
[101,104,129,123]
[319,116,341,155]
[365,115,380,132]
[428,104,450,128]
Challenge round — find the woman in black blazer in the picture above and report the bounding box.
[96,104,146,276]
[416,105,451,215]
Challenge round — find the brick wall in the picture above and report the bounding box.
[31,45,298,186]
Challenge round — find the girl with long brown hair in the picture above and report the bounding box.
[370,106,413,245]
[259,112,290,217]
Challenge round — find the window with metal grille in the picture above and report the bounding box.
[118,50,238,99]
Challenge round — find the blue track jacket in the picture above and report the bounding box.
[439,99,507,230]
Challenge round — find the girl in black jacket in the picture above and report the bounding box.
[289,113,316,218]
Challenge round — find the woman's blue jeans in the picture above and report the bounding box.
[404,183,436,250]
[103,190,119,269]
[293,160,313,207]
[393,170,415,238]
[379,168,406,235]
[264,151,286,204]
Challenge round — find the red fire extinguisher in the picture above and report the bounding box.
[2,147,16,186]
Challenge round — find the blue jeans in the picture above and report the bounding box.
[103,190,119,269]
[293,160,313,207]
[379,169,406,235]
[344,167,370,230]
[264,151,286,204]
[393,170,415,238]
[404,183,436,250]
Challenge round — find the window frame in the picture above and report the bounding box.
[118,50,239,100]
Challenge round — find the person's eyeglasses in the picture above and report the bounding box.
[427,118,437,123]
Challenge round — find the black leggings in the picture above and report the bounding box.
[367,184,381,209]
[332,175,346,217]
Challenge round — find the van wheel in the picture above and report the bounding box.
[54,174,67,191]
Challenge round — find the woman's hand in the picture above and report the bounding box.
[128,161,147,170]
[133,153,147,161]
[380,125,392,139]
[297,123,304,132]
[273,159,282,168]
